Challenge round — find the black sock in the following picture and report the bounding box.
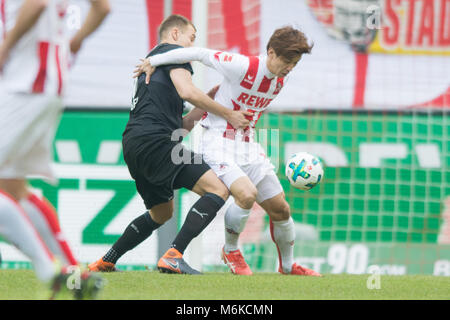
[103,212,161,264]
[171,192,225,254]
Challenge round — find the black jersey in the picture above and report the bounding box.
[121,43,198,188]
[123,43,193,145]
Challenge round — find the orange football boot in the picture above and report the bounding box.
[221,246,253,275]
[88,258,120,272]
[279,263,322,276]
[157,248,202,275]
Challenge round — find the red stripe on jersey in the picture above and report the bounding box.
[1,0,6,40]
[55,45,63,96]
[32,42,50,93]
[223,100,241,140]
[173,0,192,20]
[273,77,284,95]
[257,76,273,93]
[240,56,259,89]
[224,100,255,142]
[57,2,67,17]
[201,111,208,120]
[145,0,164,50]
[253,110,263,127]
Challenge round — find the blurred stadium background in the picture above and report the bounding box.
[0,0,449,276]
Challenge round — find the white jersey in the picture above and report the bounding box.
[0,0,69,95]
[150,47,286,194]
[149,47,287,142]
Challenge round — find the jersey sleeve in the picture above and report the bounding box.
[149,47,248,82]
[147,44,194,76]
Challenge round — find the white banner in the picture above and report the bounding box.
[63,0,449,109]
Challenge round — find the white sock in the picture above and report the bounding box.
[271,217,295,273]
[20,196,71,266]
[0,192,56,282]
[224,200,251,253]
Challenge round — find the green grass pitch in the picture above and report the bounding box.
[0,270,449,300]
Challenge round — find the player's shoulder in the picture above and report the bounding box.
[213,50,249,64]
[146,43,184,58]
[232,53,265,70]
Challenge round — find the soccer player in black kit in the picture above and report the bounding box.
[89,15,250,274]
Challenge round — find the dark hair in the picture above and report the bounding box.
[158,14,196,40]
[266,26,313,61]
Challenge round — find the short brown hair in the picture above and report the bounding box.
[266,26,313,61]
[159,14,196,40]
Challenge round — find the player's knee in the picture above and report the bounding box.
[194,171,230,201]
[270,201,291,221]
[215,185,230,201]
[234,187,257,210]
[149,209,173,224]
[0,179,28,201]
[161,211,173,223]
[201,179,229,201]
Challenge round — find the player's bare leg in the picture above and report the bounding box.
[190,169,229,200]
[149,200,174,224]
[222,176,257,275]
[0,179,28,200]
[260,192,321,277]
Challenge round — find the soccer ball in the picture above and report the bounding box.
[285,152,324,190]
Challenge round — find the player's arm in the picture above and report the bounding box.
[70,0,111,54]
[0,0,49,70]
[134,47,246,84]
[170,69,250,130]
[182,107,205,132]
[182,85,219,131]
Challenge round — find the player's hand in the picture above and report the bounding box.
[207,85,220,100]
[0,45,10,73]
[226,110,252,130]
[70,36,83,55]
[133,58,155,84]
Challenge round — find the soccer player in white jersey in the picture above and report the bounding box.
[0,0,110,298]
[135,26,322,276]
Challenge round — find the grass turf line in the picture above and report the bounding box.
[0,270,448,300]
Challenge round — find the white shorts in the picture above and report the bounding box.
[195,129,284,203]
[0,92,63,180]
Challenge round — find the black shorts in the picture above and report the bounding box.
[123,136,210,209]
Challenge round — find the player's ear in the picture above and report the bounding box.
[171,27,179,41]
[267,47,276,58]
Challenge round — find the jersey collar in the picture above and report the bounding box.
[260,55,277,79]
